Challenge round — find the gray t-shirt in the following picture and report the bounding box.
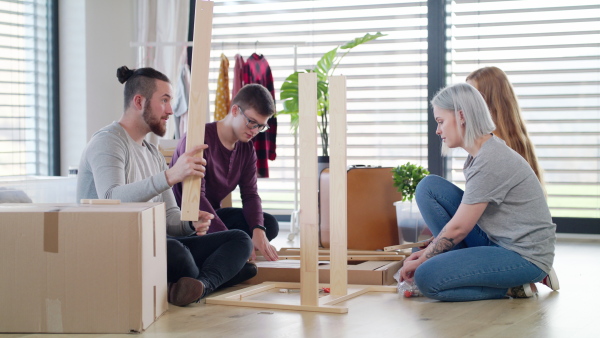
[77,121,193,237]
[462,135,555,273]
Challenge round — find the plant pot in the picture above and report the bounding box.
[394,201,427,243]
[317,156,329,177]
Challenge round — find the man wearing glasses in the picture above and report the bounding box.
[171,84,280,274]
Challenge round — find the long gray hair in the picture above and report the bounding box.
[431,83,495,152]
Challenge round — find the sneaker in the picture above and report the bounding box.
[168,277,205,307]
[508,283,538,298]
[541,267,560,291]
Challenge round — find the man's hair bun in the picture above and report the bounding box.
[116,66,135,84]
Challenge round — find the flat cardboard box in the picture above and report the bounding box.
[0,203,168,334]
[244,260,403,286]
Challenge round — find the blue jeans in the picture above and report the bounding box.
[413,175,546,301]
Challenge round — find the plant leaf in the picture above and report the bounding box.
[279,71,301,119]
[290,113,299,132]
[316,80,328,101]
[280,81,298,92]
[340,32,387,50]
[277,32,387,137]
[282,99,298,113]
[315,47,338,77]
[280,91,297,101]
[391,162,429,201]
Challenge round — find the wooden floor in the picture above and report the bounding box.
[3,232,600,338]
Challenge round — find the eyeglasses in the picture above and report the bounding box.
[238,106,270,133]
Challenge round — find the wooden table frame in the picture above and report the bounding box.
[205,74,396,313]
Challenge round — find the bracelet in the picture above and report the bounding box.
[254,225,267,232]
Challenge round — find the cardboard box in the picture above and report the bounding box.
[0,203,168,334]
[244,260,403,286]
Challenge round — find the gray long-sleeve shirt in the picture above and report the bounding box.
[76,121,193,237]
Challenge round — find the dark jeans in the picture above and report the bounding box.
[166,229,253,295]
[216,207,279,241]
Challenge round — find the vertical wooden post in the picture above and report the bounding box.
[298,73,319,306]
[328,76,348,296]
[181,1,214,221]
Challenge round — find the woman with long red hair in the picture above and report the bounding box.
[466,67,545,186]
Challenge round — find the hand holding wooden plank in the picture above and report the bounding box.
[181,1,214,221]
[165,144,207,186]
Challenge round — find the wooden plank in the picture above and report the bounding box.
[207,298,348,314]
[205,282,397,314]
[207,282,347,314]
[328,75,348,297]
[383,239,432,252]
[79,199,120,205]
[319,287,370,306]
[278,248,401,256]
[223,283,279,300]
[159,149,174,157]
[221,192,233,208]
[298,72,319,306]
[270,255,405,261]
[180,1,214,221]
[319,284,398,303]
[360,285,398,292]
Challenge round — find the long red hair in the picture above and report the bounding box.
[466,67,545,188]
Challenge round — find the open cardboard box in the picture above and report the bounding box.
[244,259,403,286]
[0,203,168,334]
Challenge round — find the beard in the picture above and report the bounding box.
[142,101,166,137]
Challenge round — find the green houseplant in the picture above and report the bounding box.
[392,162,430,243]
[278,32,386,157]
[392,162,430,202]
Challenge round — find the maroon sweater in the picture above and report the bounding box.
[170,122,263,233]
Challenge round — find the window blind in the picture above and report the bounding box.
[0,0,52,177]
[208,0,429,216]
[446,0,600,218]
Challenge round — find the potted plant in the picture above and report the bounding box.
[278,32,386,157]
[391,162,430,243]
[391,162,430,202]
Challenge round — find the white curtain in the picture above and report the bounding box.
[134,0,190,143]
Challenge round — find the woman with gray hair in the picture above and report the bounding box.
[399,83,556,301]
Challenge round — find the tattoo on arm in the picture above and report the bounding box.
[425,234,455,259]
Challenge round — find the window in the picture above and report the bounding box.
[208,0,429,216]
[0,0,57,177]
[446,0,600,219]
[195,0,599,229]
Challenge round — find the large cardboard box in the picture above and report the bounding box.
[244,260,402,286]
[0,203,168,334]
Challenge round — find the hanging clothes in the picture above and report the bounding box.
[172,62,191,139]
[232,54,245,99]
[243,53,277,178]
[214,53,231,121]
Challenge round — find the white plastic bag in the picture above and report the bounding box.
[393,269,423,298]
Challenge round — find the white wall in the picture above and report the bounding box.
[59,0,135,176]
